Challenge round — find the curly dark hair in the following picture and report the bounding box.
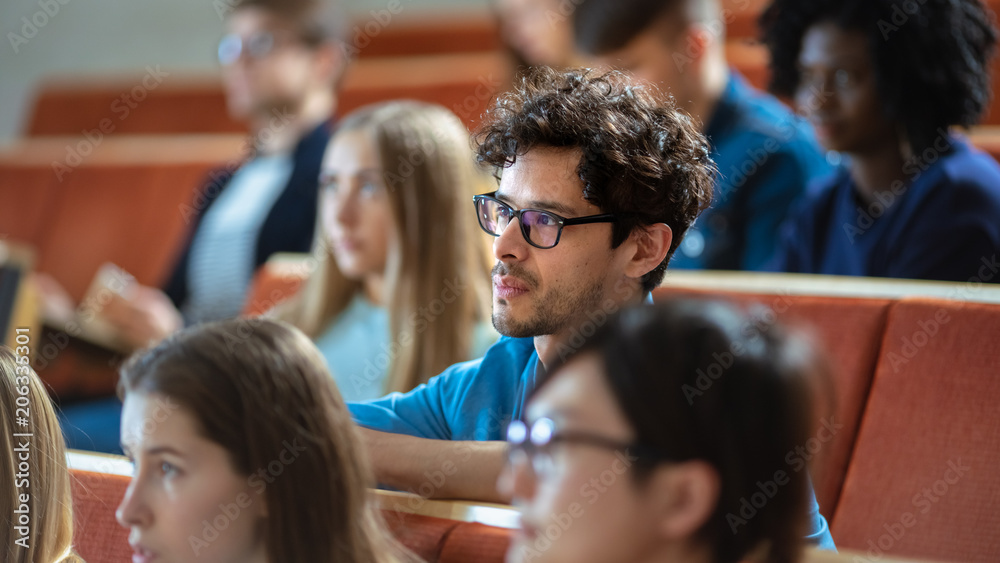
[474,67,716,292]
[760,0,997,153]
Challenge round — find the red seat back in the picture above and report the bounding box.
[831,297,1000,561]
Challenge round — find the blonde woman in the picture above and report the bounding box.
[1,345,83,562]
[276,101,497,401]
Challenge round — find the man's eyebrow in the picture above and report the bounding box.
[527,199,576,216]
[494,191,577,216]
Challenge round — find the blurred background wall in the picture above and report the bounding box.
[0,0,489,142]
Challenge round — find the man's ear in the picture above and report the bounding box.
[684,22,719,68]
[646,460,719,540]
[313,40,350,87]
[624,223,672,281]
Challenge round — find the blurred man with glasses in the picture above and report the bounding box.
[59,0,349,455]
[349,66,715,502]
[101,0,349,347]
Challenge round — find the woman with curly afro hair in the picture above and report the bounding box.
[761,0,1000,282]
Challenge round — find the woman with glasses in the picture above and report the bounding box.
[761,0,1000,282]
[500,300,830,563]
[116,318,417,563]
[275,101,497,401]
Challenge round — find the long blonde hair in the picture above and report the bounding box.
[1,346,81,563]
[278,101,493,394]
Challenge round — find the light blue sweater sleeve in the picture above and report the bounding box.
[348,336,538,441]
[806,486,836,550]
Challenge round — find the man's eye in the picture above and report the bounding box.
[161,462,178,476]
[834,69,853,88]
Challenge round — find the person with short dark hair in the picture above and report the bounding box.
[349,65,713,502]
[501,300,827,563]
[572,0,832,271]
[761,0,1000,281]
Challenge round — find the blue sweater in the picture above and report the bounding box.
[769,136,1000,282]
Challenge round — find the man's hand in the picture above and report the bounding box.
[102,285,183,350]
[358,427,511,503]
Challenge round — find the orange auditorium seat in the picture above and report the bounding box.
[440,522,512,563]
[27,75,246,137]
[0,135,244,303]
[70,467,132,563]
[241,257,310,317]
[832,297,1000,561]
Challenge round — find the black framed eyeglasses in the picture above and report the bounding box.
[218,31,302,65]
[506,418,670,478]
[473,192,617,249]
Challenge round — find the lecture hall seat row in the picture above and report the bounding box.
[66,445,943,563]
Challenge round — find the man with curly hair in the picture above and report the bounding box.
[350,66,712,495]
[760,0,1000,281]
[572,0,833,272]
[349,67,836,549]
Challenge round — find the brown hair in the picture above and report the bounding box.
[475,67,716,291]
[118,319,413,563]
[536,300,828,563]
[277,100,494,395]
[572,0,721,56]
[0,346,81,563]
[231,0,348,46]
